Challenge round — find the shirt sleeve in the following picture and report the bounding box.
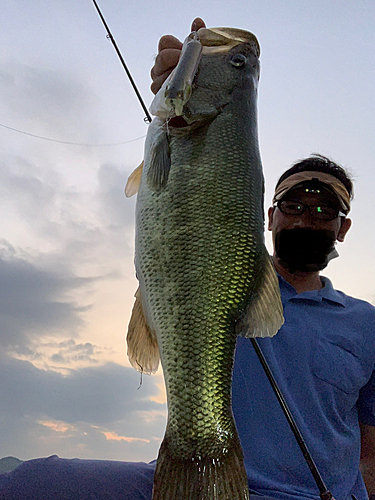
[358,370,375,426]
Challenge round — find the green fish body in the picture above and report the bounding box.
[127,27,284,500]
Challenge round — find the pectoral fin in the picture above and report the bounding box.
[126,287,160,374]
[125,161,144,198]
[147,131,171,190]
[237,250,284,338]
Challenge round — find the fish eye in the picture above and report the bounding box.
[230,53,247,67]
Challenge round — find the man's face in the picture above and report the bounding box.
[268,183,352,271]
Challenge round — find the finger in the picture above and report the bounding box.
[151,69,174,94]
[158,34,183,53]
[151,48,181,79]
[191,17,206,31]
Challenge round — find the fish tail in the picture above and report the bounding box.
[152,433,249,500]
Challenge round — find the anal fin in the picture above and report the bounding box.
[237,249,284,338]
[126,287,160,374]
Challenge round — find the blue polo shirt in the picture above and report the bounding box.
[233,275,375,500]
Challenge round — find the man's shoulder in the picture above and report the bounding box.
[334,289,375,314]
[321,276,375,315]
[331,289,375,338]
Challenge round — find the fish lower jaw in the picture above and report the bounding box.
[165,114,215,135]
[166,115,190,128]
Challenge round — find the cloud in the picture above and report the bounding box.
[0,153,135,269]
[0,240,94,353]
[0,61,94,139]
[0,355,162,424]
[97,163,136,229]
[100,430,150,444]
[0,141,138,367]
[0,354,166,461]
[46,339,107,366]
[0,55,147,463]
[0,152,135,357]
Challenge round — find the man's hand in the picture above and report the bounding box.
[150,18,206,94]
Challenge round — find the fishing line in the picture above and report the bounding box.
[0,122,145,147]
[91,0,152,124]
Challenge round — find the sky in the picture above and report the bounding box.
[1,0,374,463]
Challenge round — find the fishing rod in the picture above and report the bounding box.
[250,338,334,500]
[91,0,152,124]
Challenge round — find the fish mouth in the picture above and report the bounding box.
[167,116,190,128]
[166,113,215,132]
[167,106,223,131]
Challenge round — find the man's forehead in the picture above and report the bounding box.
[272,171,351,213]
[282,182,340,205]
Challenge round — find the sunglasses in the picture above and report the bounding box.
[276,200,346,221]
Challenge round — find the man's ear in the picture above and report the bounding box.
[267,206,275,231]
[337,217,352,242]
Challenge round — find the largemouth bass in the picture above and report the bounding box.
[126,27,284,500]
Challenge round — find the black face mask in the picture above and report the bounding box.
[275,228,338,273]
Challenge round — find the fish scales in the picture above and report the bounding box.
[127,27,284,500]
[138,116,261,447]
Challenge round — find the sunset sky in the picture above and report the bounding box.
[1,0,374,463]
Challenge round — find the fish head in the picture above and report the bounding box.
[178,27,261,125]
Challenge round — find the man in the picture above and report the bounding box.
[232,155,375,500]
[151,18,375,500]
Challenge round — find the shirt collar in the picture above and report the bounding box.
[278,274,346,307]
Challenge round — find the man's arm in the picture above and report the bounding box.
[360,422,375,496]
